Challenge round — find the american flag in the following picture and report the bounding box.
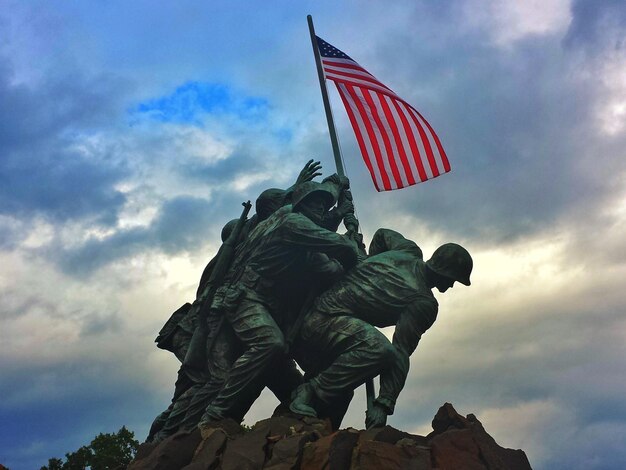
[316,36,450,191]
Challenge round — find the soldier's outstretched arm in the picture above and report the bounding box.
[307,252,345,284]
[318,174,355,233]
[376,298,438,415]
[291,159,323,189]
[278,160,323,206]
[320,200,353,232]
[366,402,389,429]
[279,215,359,270]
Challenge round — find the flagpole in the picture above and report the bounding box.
[307,14,358,233]
[307,14,376,424]
[307,15,344,177]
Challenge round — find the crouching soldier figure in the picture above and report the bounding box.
[290,229,472,429]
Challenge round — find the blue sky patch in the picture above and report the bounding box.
[130,81,269,126]
[273,127,293,143]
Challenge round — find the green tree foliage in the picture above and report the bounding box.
[41,458,63,470]
[41,426,139,470]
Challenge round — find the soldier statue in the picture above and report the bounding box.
[199,178,358,426]
[146,160,473,440]
[147,162,356,441]
[290,229,472,429]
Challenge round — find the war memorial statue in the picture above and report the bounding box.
[123,21,549,470]
[145,160,472,443]
[143,16,475,444]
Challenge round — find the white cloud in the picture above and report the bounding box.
[464,0,573,47]
[167,124,233,164]
[478,399,574,464]
[591,58,626,135]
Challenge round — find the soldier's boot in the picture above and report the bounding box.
[197,416,244,439]
[146,409,170,442]
[289,383,318,417]
[198,408,225,428]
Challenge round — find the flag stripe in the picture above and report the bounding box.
[350,86,394,190]
[316,35,450,190]
[372,91,411,188]
[390,98,428,181]
[322,58,398,95]
[409,104,451,172]
[322,64,396,93]
[399,104,435,178]
[321,57,383,78]
[337,83,383,190]
[404,105,439,178]
[362,88,404,188]
[379,93,415,186]
[323,67,393,92]
[323,71,398,98]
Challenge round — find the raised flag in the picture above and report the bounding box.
[316,36,450,191]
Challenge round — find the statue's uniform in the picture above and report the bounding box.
[296,229,438,417]
[149,180,353,439]
[202,205,358,422]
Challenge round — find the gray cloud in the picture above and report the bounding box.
[178,148,259,186]
[80,311,125,337]
[0,216,28,250]
[153,196,219,253]
[381,282,626,468]
[1,147,127,225]
[51,195,216,276]
[0,356,162,470]
[564,0,626,52]
[347,14,622,247]
[0,54,132,225]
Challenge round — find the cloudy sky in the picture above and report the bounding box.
[1,1,625,468]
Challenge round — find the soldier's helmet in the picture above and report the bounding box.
[292,181,336,212]
[221,219,239,242]
[426,243,473,286]
[256,188,287,220]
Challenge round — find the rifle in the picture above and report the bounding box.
[182,200,252,371]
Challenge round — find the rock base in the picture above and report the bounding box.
[129,403,532,469]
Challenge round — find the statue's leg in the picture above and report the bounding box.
[265,355,304,407]
[317,389,354,430]
[176,377,224,431]
[300,313,395,406]
[146,367,194,442]
[151,383,203,442]
[166,323,244,431]
[202,295,285,422]
[146,405,172,442]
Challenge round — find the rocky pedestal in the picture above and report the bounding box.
[129,403,532,469]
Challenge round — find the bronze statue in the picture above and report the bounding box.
[198,179,358,426]
[147,162,356,440]
[290,229,472,429]
[146,159,473,440]
[148,160,325,441]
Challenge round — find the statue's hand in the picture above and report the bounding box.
[339,175,350,189]
[365,403,388,429]
[295,159,322,185]
[343,213,359,233]
[322,174,350,189]
[336,198,354,217]
[322,173,341,186]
